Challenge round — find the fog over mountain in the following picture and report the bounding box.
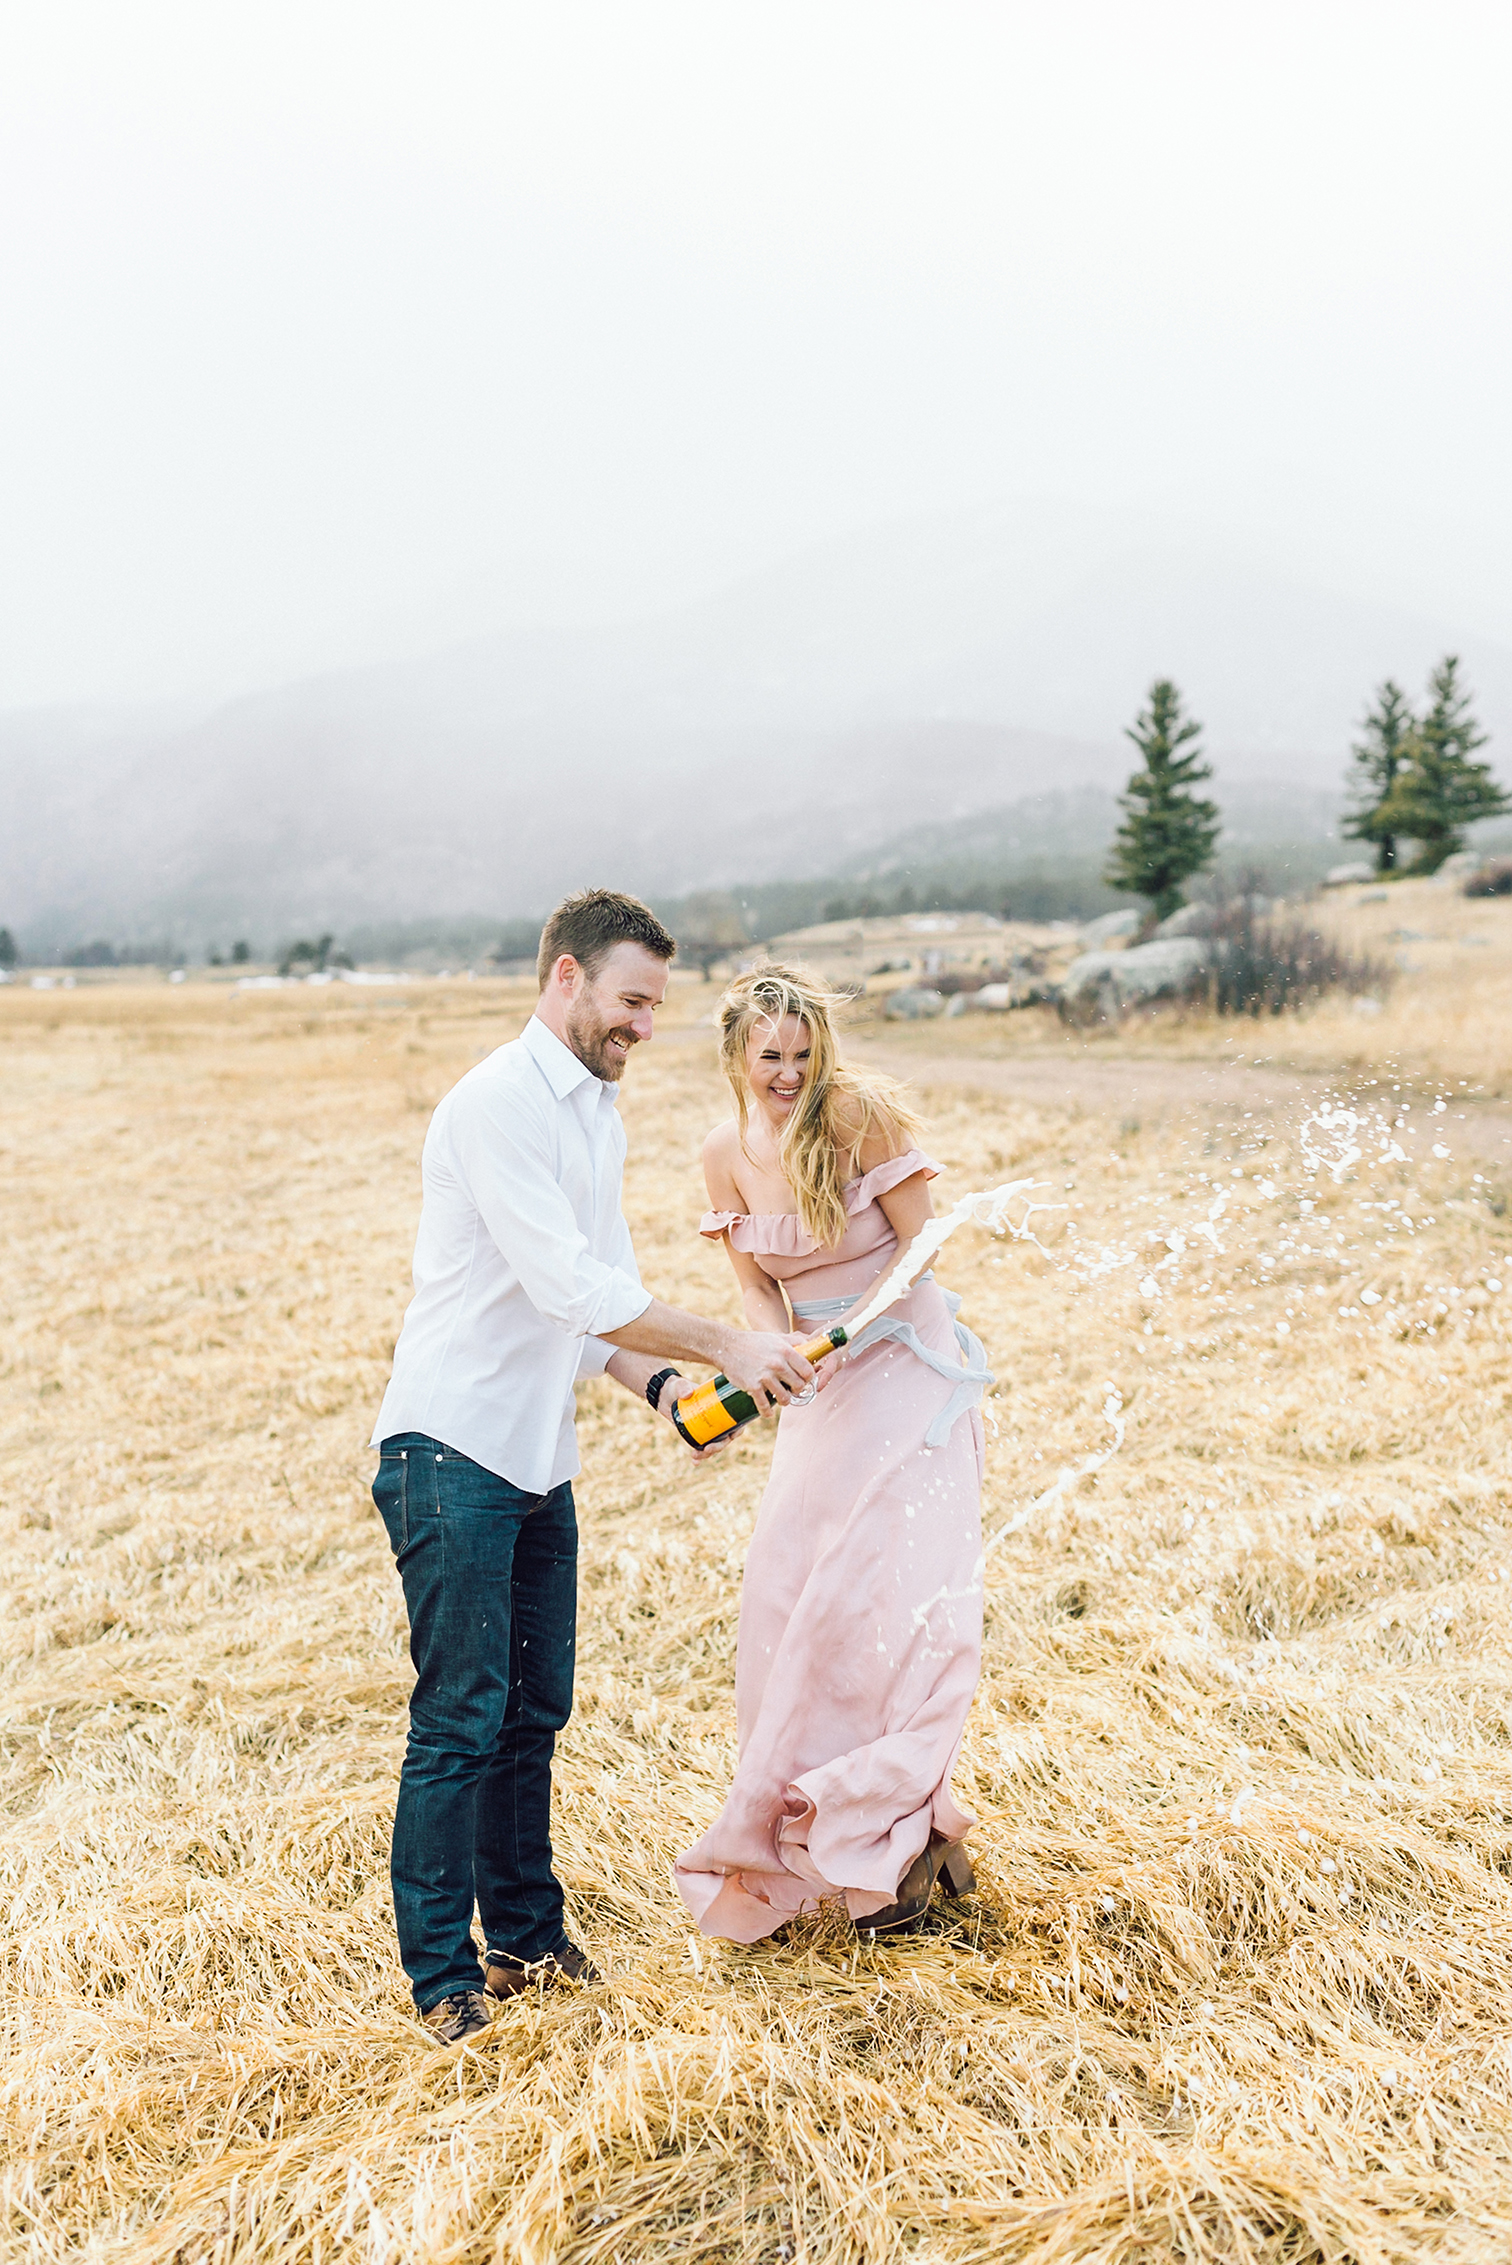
[7,10,1512,959]
[6,502,1511,956]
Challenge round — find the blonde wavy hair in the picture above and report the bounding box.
[717,964,921,1247]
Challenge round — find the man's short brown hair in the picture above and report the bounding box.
[536,888,677,990]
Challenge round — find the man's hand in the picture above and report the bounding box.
[796,1330,841,1391]
[717,1328,814,1410]
[658,1375,729,1460]
[604,1298,814,1405]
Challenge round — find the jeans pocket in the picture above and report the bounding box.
[373,1451,410,1556]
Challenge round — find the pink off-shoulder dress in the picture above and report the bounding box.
[674,1148,988,1940]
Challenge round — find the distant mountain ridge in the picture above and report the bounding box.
[669,779,1355,940]
[838,780,1348,885]
[4,501,1509,955]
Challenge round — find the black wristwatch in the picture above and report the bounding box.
[645,1366,682,1412]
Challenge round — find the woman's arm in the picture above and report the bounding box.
[730,1246,793,1334]
[844,1102,935,1253]
[875,1169,933,1253]
[703,1120,793,1336]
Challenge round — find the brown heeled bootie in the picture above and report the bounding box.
[853,1832,976,1938]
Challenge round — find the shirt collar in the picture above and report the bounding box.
[521,1012,616,1105]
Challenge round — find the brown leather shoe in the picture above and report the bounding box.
[484,1940,600,2000]
[420,1990,493,2047]
[854,1834,977,1938]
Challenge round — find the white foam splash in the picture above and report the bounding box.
[838,1177,1061,1341]
[1052,1078,1479,1326]
[967,1075,1487,1553]
[986,1383,1126,1553]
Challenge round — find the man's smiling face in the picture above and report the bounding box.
[562,941,670,1081]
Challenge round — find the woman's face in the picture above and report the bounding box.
[746,1013,811,1125]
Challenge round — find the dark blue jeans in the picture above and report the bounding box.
[373,1434,578,2011]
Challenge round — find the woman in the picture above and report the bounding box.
[674,966,989,1942]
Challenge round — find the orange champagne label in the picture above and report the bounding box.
[673,1382,740,1445]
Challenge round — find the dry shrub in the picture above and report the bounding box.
[1,976,1512,2262]
[1198,897,1391,1019]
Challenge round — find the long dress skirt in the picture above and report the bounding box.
[673,1245,985,1941]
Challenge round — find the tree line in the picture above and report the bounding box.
[1104,658,1508,929]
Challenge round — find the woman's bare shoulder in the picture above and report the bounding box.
[702,1117,742,1167]
[702,1117,747,1204]
[836,1089,917,1174]
[830,1089,868,1147]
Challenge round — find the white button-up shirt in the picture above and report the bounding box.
[371,1014,652,1491]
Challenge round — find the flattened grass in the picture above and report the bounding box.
[2,962,1511,2263]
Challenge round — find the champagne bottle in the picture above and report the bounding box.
[670,1327,849,1448]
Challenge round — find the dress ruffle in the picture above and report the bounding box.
[675,1766,977,1941]
[699,1147,937,1252]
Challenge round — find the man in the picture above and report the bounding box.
[371,887,811,2047]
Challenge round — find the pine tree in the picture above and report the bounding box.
[1104,679,1221,925]
[1341,679,1415,874]
[1380,656,1508,874]
[0,927,16,970]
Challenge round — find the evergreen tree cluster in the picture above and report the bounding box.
[1102,658,1505,932]
[277,932,352,977]
[1343,657,1508,875]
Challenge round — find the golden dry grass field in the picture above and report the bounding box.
[3,884,1512,2264]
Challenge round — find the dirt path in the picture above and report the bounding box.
[850,1043,1512,1161]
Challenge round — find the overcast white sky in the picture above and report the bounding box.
[2,1,1510,709]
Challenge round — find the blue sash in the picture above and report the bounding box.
[789,1272,992,1449]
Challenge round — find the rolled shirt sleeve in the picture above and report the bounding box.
[575,1204,646,1378]
[575,1335,615,1380]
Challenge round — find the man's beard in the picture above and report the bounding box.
[564,1000,638,1083]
